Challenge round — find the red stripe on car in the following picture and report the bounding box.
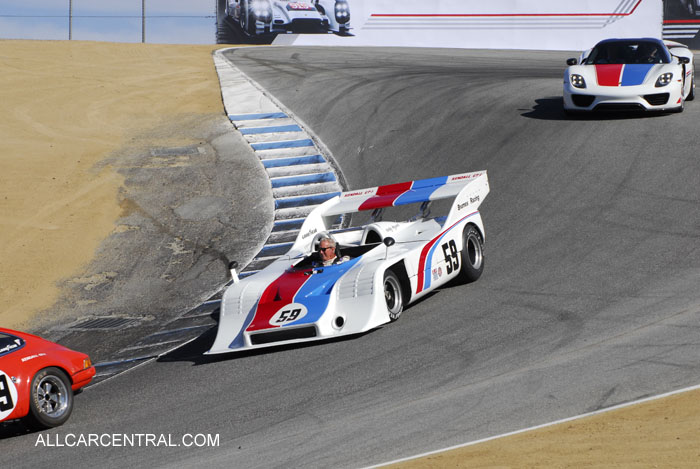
[358,181,413,211]
[246,270,310,331]
[596,64,624,86]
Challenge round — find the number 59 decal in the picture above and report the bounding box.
[441,239,460,274]
[270,303,308,326]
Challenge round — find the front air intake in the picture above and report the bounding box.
[572,95,595,107]
[250,326,317,345]
[643,93,670,106]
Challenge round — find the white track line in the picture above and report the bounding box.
[367,382,700,468]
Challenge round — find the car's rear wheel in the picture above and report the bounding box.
[457,225,484,283]
[384,270,403,321]
[27,367,73,429]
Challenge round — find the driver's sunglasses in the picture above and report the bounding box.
[319,246,335,252]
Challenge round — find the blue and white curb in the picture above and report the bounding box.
[214,49,345,277]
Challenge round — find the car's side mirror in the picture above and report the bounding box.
[229,261,240,283]
[678,56,690,65]
[383,237,395,260]
[566,58,578,66]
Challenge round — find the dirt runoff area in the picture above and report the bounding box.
[1,39,699,467]
[0,40,226,330]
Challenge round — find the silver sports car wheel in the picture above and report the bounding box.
[28,367,73,428]
[384,271,403,321]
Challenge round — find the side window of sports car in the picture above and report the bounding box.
[0,333,25,358]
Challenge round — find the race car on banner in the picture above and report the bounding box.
[207,171,489,355]
[225,0,351,36]
[0,328,95,428]
[563,38,695,113]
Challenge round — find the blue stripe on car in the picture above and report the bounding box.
[621,64,653,86]
[394,176,449,206]
[288,257,362,326]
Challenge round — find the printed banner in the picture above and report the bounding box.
[662,0,700,48]
[218,0,665,51]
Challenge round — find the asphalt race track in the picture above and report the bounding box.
[4,48,700,468]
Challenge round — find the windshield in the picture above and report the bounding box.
[585,41,671,65]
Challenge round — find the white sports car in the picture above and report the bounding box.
[226,0,350,36]
[207,171,489,354]
[563,38,695,113]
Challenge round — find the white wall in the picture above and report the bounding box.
[274,0,663,51]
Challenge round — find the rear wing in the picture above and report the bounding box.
[290,171,489,252]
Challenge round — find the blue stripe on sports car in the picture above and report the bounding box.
[620,64,654,86]
[289,256,362,326]
[393,176,449,206]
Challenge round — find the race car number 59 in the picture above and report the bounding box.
[0,370,18,420]
[270,303,309,326]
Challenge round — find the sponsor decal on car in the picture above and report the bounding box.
[21,352,47,362]
[287,2,314,11]
[0,337,25,358]
[302,228,318,240]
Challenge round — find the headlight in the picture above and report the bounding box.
[655,73,673,87]
[570,74,586,89]
[251,1,271,19]
[335,1,350,20]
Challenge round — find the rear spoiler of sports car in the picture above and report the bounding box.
[291,171,489,252]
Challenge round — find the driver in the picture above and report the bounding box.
[315,236,350,266]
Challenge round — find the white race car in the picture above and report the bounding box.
[563,38,695,113]
[226,0,350,36]
[207,171,489,354]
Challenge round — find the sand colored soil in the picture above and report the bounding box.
[0,40,224,329]
[0,40,698,467]
[392,387,700,468]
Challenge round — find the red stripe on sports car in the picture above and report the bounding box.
[358,181,413,211]
[372,0,643,18]
[596,64,624,86]
[415,236,442,294]
[246,270,310,332]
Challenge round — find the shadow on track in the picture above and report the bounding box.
[157,323,378,366]
[0,420,34,440]
[522,96,673,121]
[157,290,442,366]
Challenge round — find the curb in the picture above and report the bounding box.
[214,48,347,277]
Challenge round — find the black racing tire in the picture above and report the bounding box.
[27,367,73,429]
[383,270,403,322]
[687,77,695,101]
[457,225,485,283]
[671,99,685,113]
[240,1,256,36]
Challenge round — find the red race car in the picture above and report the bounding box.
[0,327,95,428]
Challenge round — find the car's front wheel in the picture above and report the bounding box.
[240,1,254,35]
[384,270,403,321]
[456,225,484,283]
[27,367,73,429]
